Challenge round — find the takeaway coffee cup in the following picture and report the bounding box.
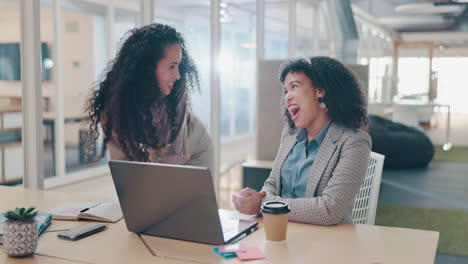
[261,201,290,242]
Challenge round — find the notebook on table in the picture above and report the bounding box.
[0,212,52,245]
[49,202,123,223]
[109,160,258,245]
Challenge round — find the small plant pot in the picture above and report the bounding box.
[3,220,38,257]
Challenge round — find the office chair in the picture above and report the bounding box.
[352,151,385,225]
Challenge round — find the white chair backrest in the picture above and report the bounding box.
[352,151,385,225]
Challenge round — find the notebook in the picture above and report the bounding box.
[49,202,123,223]
[0,212,52,245]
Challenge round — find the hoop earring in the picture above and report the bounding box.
[318,97,327,109]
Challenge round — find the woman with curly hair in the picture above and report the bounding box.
[85,23,213,169]
[233,56,371,225]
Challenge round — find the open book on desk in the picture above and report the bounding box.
[50,202,123,223]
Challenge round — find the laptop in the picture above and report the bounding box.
[109,160,258,245]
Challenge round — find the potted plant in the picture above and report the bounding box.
[3,207,38,257]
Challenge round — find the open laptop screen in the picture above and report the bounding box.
[109,161,256,245]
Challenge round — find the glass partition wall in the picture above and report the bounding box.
[0,0,23,185]
[218,0,256,207]
[219,0,256,164]
[354,11,396,105]
[295,0,314,58]
[39,1,56,179]
[58,0,107,178]
[264,0,288,60]
[3,0,370,193]
[153,0,211,130]
[0,0,141,188]
[114,8,140,55]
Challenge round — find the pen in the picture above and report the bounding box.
[80,202,102,213]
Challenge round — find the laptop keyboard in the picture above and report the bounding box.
[218,209,258,243]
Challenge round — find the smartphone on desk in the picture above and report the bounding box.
[57,223,107,241]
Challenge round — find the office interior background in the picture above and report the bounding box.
[1,0,468,262]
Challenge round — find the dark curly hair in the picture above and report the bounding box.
[279,56,367,131]
[85,23,200,162]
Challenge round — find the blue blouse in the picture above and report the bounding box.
[280,121,332,198]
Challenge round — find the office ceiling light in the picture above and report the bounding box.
[395,3,463,14]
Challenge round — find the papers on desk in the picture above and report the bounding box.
[236,247,266,261]
[226,211,257,221]
[49,202,123,223]
[213,243,265,261]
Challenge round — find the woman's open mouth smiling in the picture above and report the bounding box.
[288,105,300,121]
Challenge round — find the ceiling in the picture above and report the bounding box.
[351,0,468,32]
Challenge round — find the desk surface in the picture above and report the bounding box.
[0,250,83,264]
[36,220,155,264]
[142,219,439,264]
[0,186,193,264]
[0,186,439,264]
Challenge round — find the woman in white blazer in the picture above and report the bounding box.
[85,24,213,170]
[233,56,371,225]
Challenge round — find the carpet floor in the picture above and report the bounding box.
[378,149,468,262]
[376,204,468,256]
[434,145,468,163]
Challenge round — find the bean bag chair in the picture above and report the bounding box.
[368,114,434,169]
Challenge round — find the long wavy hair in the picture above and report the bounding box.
[279,56,367,131]
[85,23,200,162]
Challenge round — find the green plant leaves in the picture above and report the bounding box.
[3,207,37,221]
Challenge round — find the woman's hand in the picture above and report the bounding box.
[232,188,266,215]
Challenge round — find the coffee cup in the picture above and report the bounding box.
[261,201,290,242]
